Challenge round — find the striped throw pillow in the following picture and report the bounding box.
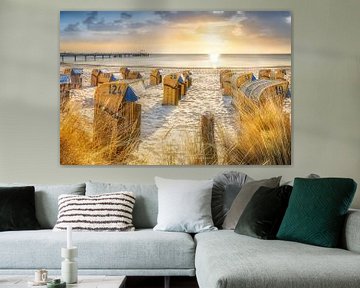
[53,192,136,231]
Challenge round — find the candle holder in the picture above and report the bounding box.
[61,247,78,284]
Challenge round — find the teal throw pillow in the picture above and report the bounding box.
[277,178,357,247]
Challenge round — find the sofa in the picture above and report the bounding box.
[0,180,360,288]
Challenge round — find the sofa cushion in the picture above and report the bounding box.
[195,230,360,288]
[154,177,216,233]
[86,182,158,229]
[0,229,195,271]
[0,186,40,231]
[277,178,357,247]
[53,192,136,232]
[342,209,360,253]
[212,171,251,228]
[0,183,86,229]
[222,177,281,229]
[234,185,292,239]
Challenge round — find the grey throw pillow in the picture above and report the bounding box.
[212,171,252,228]
[222,177,281,230]
[153,177,217,233]
[283,173,320,186]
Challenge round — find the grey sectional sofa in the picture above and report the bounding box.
[0,181,360,288]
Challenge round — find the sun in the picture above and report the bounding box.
[209,53,220,67]
[209,53,219,63]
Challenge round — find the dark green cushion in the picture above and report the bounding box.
[0,186,41,231]
[235,185,292,239]
[277,178,357,247]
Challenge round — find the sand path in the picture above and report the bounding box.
[132,69,236,163]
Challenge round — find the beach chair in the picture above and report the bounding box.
[127,71,142,80]
[120,67,130,79]
[258,69,272,80]
[274,69,287,81]
[60,74,71,98]
[93,81,141,158]
[91,69,116,86]
[64,68,83,89]
[163,74,181,105]
[182,70,192,88]
[178,73,187,97]
[150,69,162,85]
[240,79,289,105]
[259,69,287,81]
[222,71,236,96]
[230,72,255,97]
[220,69,231,88]
[120,67,142,80]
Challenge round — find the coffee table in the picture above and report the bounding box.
[0,275,126,288]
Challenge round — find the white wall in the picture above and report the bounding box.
[0,0,359,208]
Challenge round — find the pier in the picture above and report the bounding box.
[60,52,150,62]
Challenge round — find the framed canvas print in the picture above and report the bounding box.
[60,11,292,165]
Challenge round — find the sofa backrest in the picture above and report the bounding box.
[86,181,158,229]
[0,183,86,229]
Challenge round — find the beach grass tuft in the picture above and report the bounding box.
[219,96,291,165]
[60,103,98,165]
[60,102,139,165]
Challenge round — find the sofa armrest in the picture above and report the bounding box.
[342,209,360,253]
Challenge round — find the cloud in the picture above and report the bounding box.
[77,11,149,33]
[82,12,121,32]
[154,11,239,23]
[127,22,147,29]
[87,22,119,32]
[154,11,174,20]
[83,11,98,25]
[231,26,244,36]
[86,21,149,33]
[121,12,132,19]
[235,11,291,39]
[64,22,81,32]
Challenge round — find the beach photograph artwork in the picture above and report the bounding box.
[59,11,292,165]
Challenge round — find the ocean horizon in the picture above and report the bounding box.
[60,53,291,68]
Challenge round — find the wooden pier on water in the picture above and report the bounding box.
[60,52,150,62]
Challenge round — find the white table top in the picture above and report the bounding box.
[0,275,126,288]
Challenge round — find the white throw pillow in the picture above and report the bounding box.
[53,192,135,231]
[153,177,217,233]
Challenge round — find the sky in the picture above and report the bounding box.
[60,11,291,54]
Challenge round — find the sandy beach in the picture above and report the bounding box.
[61,64,291,165]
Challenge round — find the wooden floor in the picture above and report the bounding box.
[126,276,199,288]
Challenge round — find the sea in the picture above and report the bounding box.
[60,53,291,68]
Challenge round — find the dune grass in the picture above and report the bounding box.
[60,103,97,165]
[60,94,290,165]
[60,102,139,165]
[219,94,291,165]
